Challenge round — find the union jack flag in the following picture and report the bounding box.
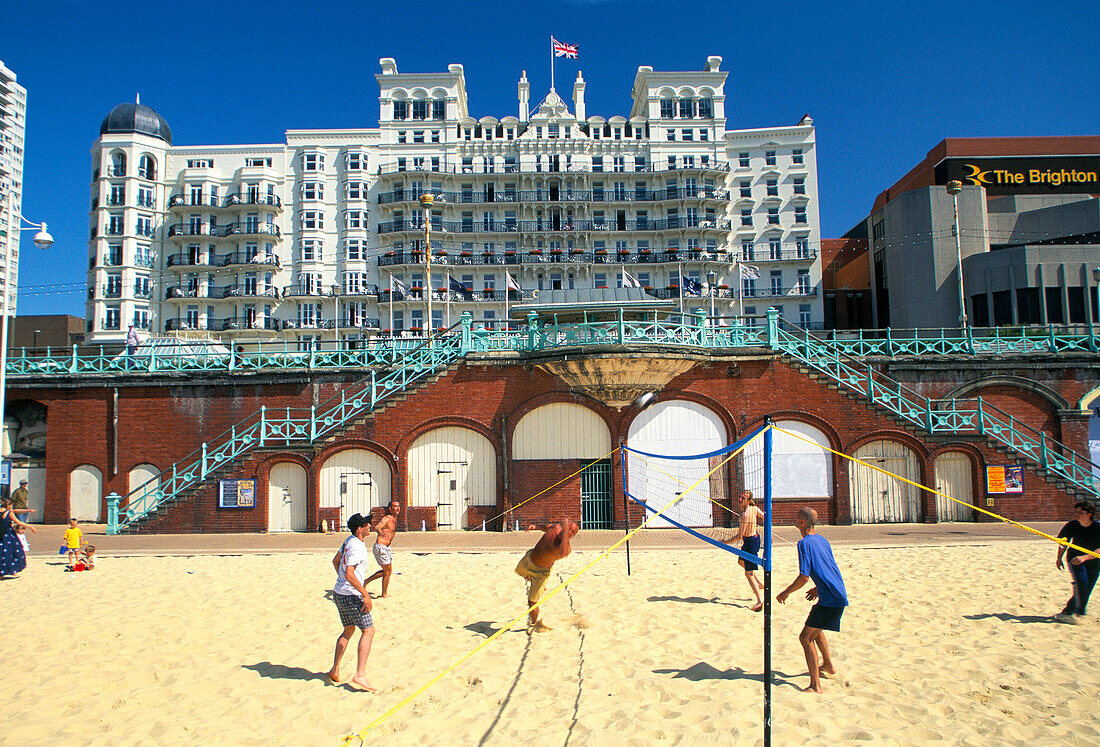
[552,37,578,59]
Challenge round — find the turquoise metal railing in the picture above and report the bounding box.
[12,321,1099,379]
[769,313,1098,498]
[107,319,470,533]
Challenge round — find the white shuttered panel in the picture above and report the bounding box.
[69,465,103,522]
[513,403,611,459]
[318,449,391,528]
[268,462,308,532]
[626,400,726,528]
[743,420,832,499]
[408,427,497,530]
[849,440,921,523]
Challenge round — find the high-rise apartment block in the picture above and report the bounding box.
[86,57,822,344]
[0,60,27,317]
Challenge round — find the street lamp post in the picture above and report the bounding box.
[946,180,968,332]
[0,216,53,465]
[32,329,40,349]
[420,194,434,335]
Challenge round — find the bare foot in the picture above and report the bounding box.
[347,677,377,692]
[750,602,763,612]
[802,684,823,694]
[819,666,837,678]
[380,593,390,598]
[528,620,553,633]
[327,670,342,685]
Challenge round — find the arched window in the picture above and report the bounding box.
[110,151,127,177]
[138,154,156,180]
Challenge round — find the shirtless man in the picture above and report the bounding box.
[515,519,580,632]
[725,490,766,611]
[366,500,401,597]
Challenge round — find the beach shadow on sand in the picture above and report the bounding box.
[647,594,749,609]
[654,662,801,688]
[243,662,332,683]
[964,612,1060,624]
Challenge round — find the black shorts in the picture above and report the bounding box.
[805,604,844,632]
[741,535,761,571]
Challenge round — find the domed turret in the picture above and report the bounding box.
[99,100,172,145]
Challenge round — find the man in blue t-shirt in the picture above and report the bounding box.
[777,507,848,693]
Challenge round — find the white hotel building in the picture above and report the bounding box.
[86,57,822,344]
[0,60,28,317]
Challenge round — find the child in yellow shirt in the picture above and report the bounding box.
[63,518,85,571]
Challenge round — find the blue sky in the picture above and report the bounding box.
[4,0,1097,316]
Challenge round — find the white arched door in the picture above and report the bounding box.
[69,465,103,522]
[934,452,975,521]
[318,449,391,528]
[408,427,497,530]
[849,441,921,523]
[268,462,307,532]
[626,400,726,528]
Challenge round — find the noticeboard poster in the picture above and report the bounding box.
[219,478,256,508]
[986,465,1024,494]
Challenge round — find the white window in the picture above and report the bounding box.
[740,208,753,227]
[346,152,367,171]
[302,181,324,200]
[741,239,755,260]
[300,273,323,295]
[792,148,804,165]
[246,157,272,167]
[136,215,153,237]
[767,207,780,225]
[345,210,367,230]
[797,270,811,294]
[301,239,321,262]
[345,239,363,260]
[137,185,154,208]
[766,179,778,197]
[739,152,750,168]
[799,304,812,328]
[300,211,323,230]
[302,153,324,171]
[185,159,212,169]
[795,207,807,224]
[770,270,783,295]
[346,181,367,200]
[796,238,810,258]
[765,150,777,166]
[105,306,121,330]
[794,177,806,195]
[298,302,320,326]
[739,180,752,198]
[344,272,366,294]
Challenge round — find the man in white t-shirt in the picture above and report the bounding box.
[326,513,377,691]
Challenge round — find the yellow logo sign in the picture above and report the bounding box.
[963,164,991,185]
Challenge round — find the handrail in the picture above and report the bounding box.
[10,323,1098,380]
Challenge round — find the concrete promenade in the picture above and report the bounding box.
[26,520,1065,557]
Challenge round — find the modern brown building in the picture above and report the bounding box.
[850,137,1100,330]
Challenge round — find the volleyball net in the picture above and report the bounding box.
[622,422,773,570]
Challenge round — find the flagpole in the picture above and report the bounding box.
[388,274,394,334]
[550,36,555,92]
[678,261,684,317]
[446,275,451,327]
[504,273,510,331]
[735,256,744,318]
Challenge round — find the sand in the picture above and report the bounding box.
[1,538,1097,746]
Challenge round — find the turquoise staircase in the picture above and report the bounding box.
[108,321,470,533]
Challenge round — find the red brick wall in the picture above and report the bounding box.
[10,351,1096,532]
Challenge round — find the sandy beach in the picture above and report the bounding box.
[1,536,1097,746]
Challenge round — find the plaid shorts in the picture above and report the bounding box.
[334,593,374,629]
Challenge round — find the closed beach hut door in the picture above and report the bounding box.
[69,465,103,522]
[934,452,974,522]
[436,461,469,529]
[849,441,921,523]
[341,469,376,526]
[268,462,307,532]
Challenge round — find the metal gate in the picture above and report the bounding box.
[339,469,375,527]
[581,460,613,529]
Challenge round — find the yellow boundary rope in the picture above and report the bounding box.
[772,425,1100,559]
[340,438,752,745]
